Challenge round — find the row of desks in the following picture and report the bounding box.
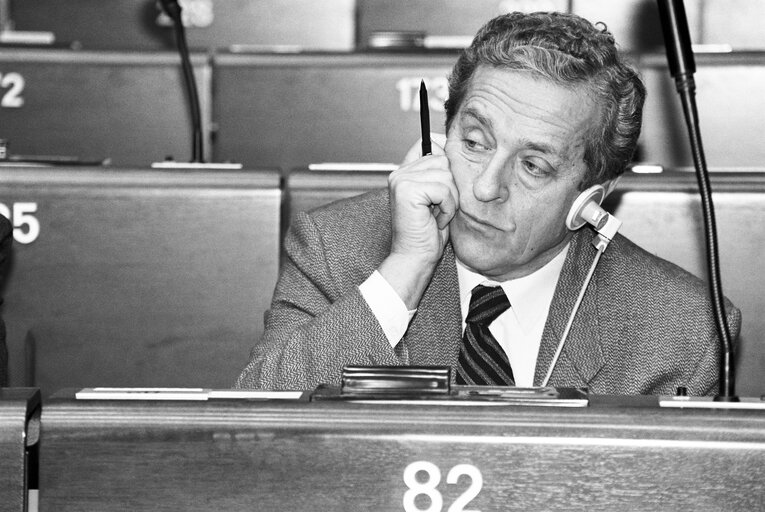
[11,0,765,53]
[2,387,765,511]
[3,50,765,171]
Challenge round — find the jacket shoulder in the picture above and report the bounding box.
[298,188,392,251]
[605,233,711,298]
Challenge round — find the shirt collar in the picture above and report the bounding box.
[455,244,570,332]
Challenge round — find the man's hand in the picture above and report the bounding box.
[379,135,459,309]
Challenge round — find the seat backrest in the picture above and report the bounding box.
[0,166,281,395]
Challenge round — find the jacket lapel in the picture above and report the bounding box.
[534,229,605,388]
[404,244,462,370]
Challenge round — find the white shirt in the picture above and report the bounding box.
[359,244,569,386]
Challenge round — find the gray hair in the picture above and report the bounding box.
[445,11,646,188]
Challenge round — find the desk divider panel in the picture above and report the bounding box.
[639,53,765,170]
[0,50,212,167]
[284,169,391,229]
[0,166,280,395]
[10,0,355,52]
[212,53,455,173]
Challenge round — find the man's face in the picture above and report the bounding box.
[445,66,601,281]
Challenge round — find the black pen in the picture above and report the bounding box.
[419,80,432,156]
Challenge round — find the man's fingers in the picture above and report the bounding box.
[429,182,459,229]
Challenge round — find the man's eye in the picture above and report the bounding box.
[463,139,488,152]
[522,160,548,177]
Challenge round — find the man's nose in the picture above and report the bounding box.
[472,155,509,203]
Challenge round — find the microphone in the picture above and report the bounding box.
[158,0,182,21]
[151,1,241,169]
[656,0,737,401]
[656,0,695,92]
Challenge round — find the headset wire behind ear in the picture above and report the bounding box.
[542,184,623,387]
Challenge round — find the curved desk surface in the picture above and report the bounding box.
[37,390,765,511]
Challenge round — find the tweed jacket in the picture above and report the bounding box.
[235,189,741,395]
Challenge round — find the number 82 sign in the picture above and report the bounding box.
[403,461,483,512]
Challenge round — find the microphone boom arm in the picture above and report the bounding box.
[161,0,204,163]
[657,0,736,400]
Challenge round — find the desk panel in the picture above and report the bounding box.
[639,53,765,169]
[213,54,455,172]
[0,50,211,167]
[0,167,280,394]
[284,169,390,229]
[356,0,554,49]
[38,396,765,511]
[10,0,355,52]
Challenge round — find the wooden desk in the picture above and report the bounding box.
[0,388,40,512]
[38,393,765,511]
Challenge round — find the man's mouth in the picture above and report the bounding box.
[458,210,504,232]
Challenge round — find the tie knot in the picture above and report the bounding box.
[466,285,510,325]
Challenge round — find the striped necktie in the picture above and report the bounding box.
[456,284,515,386]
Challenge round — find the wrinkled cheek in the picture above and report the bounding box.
[453,223,517,262]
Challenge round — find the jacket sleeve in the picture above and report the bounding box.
[234,211,401,391]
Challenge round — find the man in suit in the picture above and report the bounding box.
[236,11,740,394]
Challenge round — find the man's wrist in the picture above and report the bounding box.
[359,270,416,347]
[378,252,438,310]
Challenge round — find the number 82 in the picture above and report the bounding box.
[403,461,483,512]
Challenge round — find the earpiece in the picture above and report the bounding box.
[566,185,607,231]
[565,184,622,247]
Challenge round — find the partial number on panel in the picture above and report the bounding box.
[0,203,39,244]
[0,72,25,108]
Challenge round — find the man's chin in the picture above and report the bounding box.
[451,237,512,277]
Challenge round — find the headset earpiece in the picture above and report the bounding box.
[566,184,607,231]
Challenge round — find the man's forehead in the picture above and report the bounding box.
[459,105,493,129]
[456,70,597,154]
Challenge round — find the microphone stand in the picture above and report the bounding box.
[657,0,737,401]
[153,0,241,170]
